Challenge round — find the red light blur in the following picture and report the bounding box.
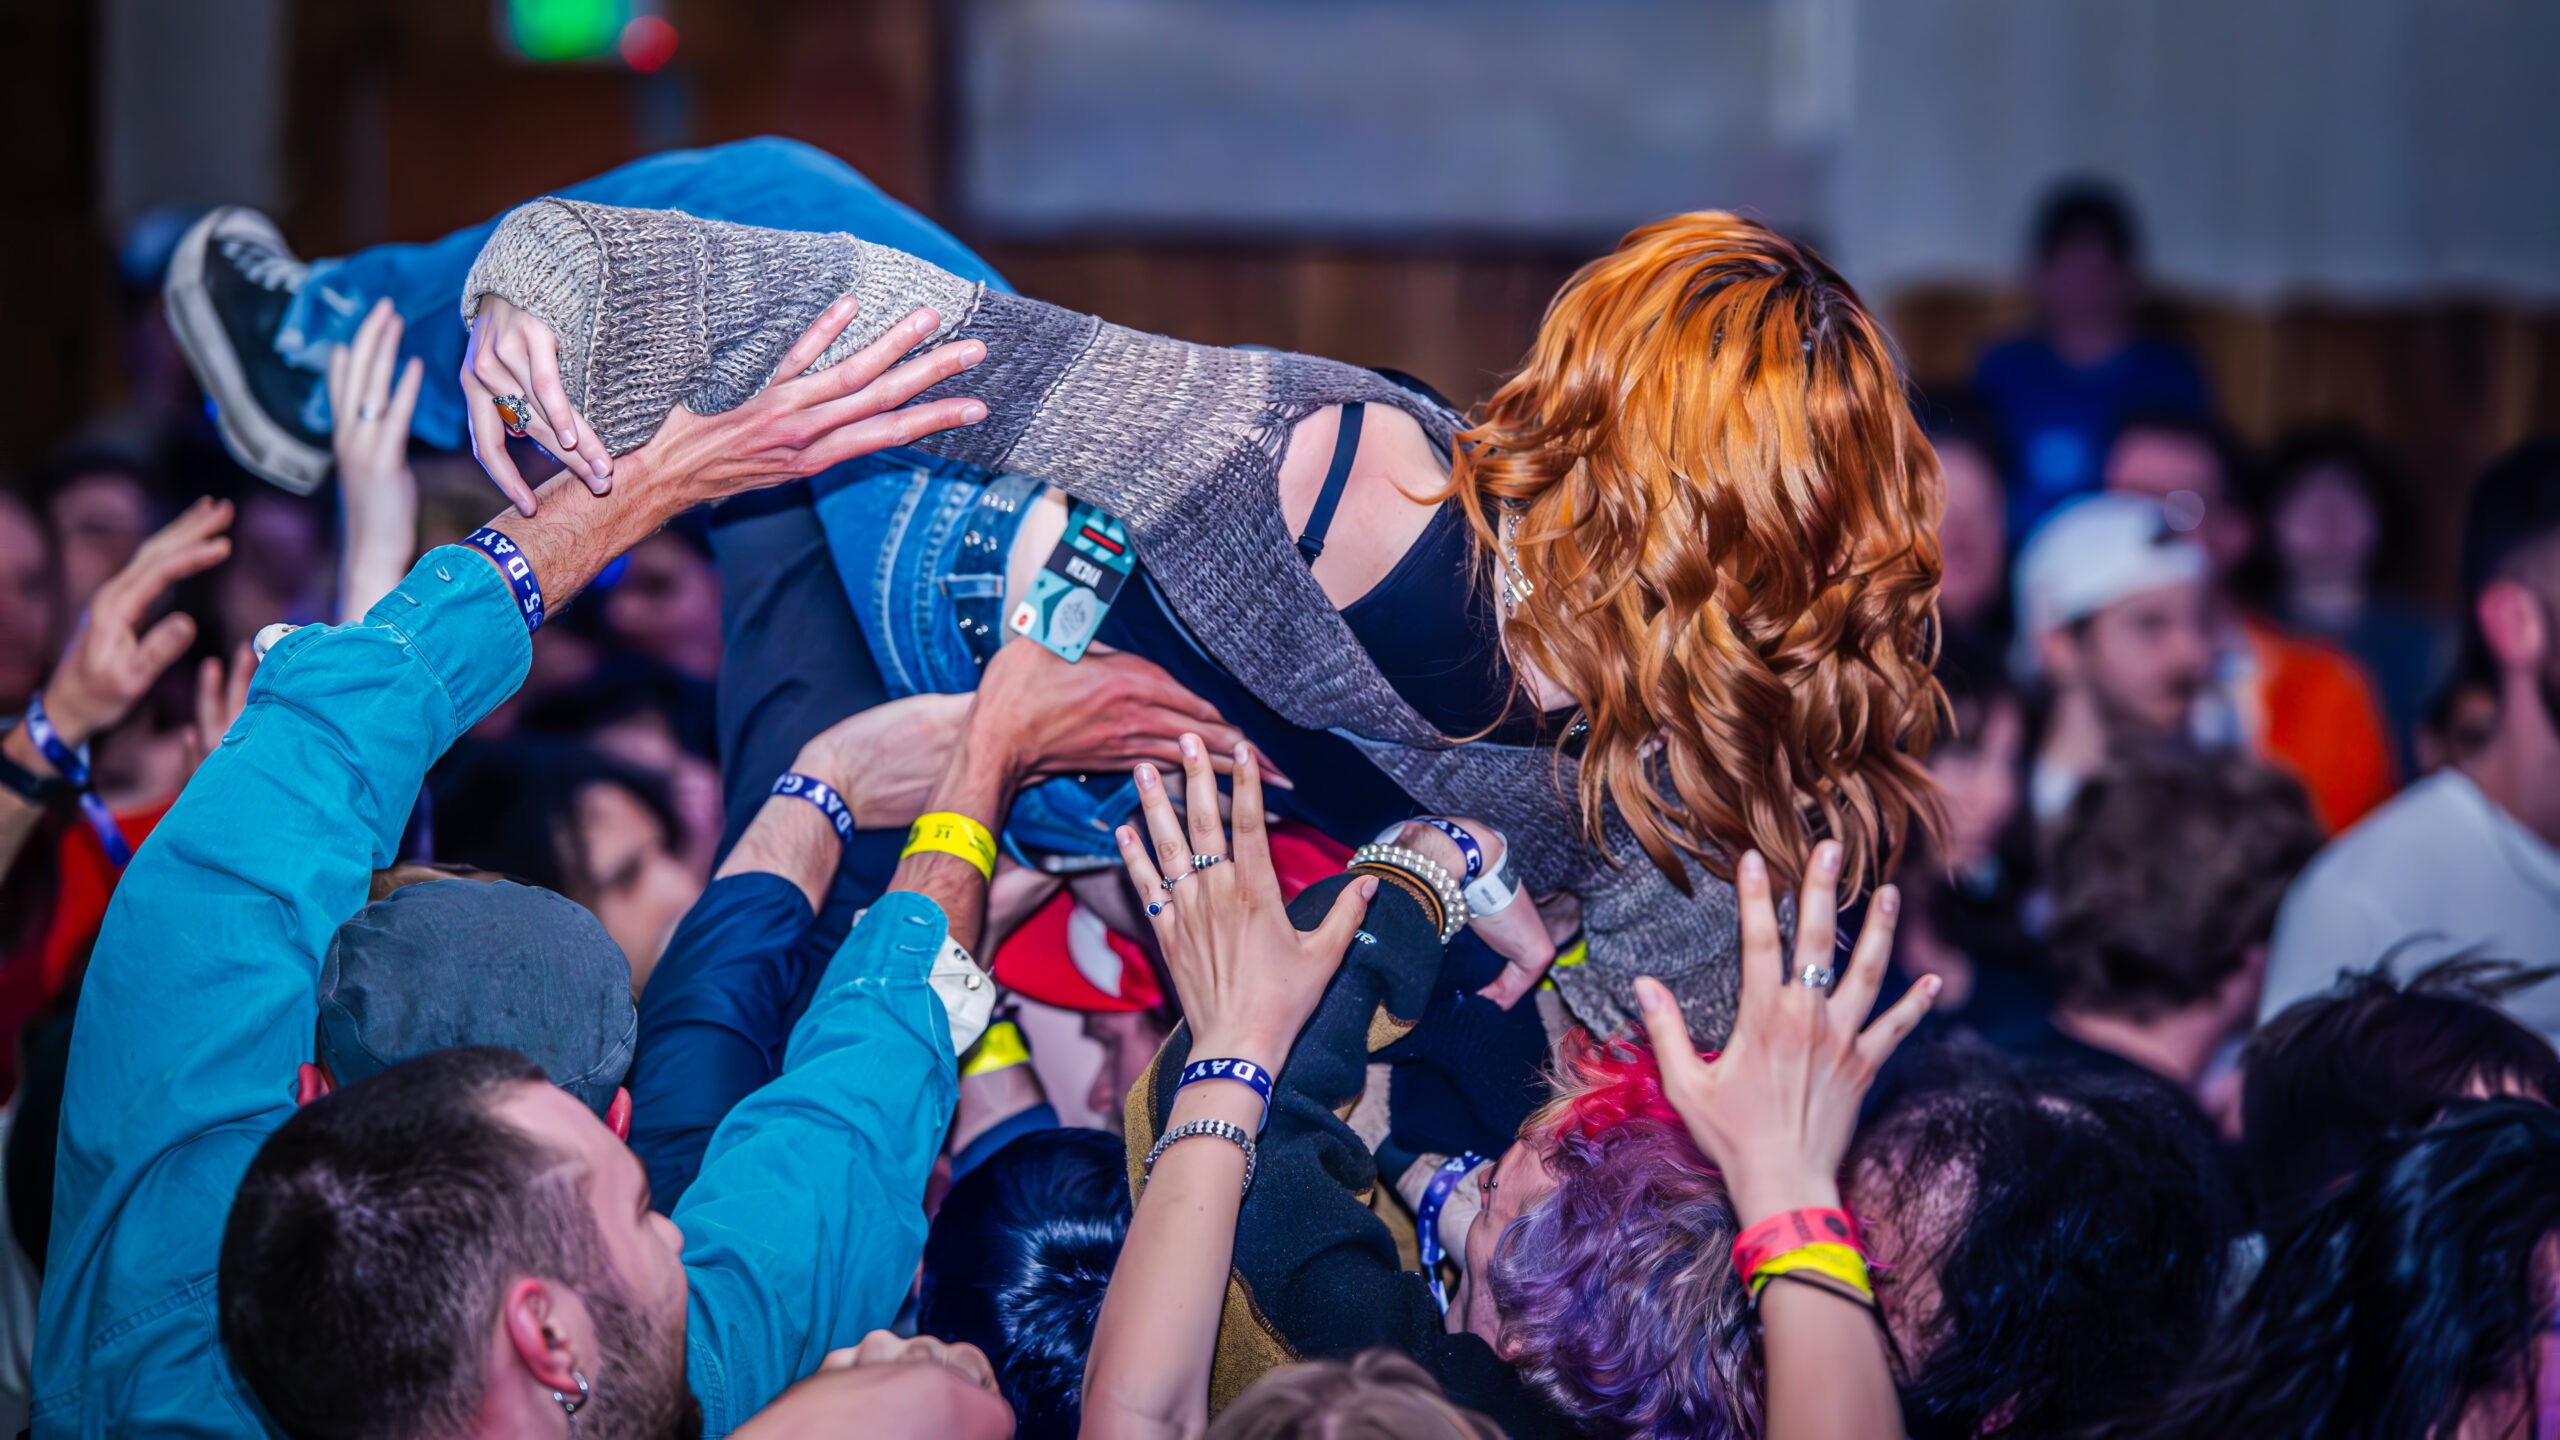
[619,15,678,72]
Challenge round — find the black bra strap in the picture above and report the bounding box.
[1296,401,1365,565]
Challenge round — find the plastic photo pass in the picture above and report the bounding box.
[1009,501,1133,662]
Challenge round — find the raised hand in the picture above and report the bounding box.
[1634,842,1936,1226]
[1115,735,1371,1077]
[181,641,257,776]
[327,299,423,622]
[464,295,989,517]
[41,498,235,748]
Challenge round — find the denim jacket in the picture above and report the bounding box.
[33,547,959,1437]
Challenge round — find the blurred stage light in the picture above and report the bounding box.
[619,15,680,73]
[498,0,674,69]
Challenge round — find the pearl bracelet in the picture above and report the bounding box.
[1349,842,1472,942]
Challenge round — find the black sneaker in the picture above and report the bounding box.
[164,208,332,494]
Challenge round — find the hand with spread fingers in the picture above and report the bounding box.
[1084,733,1376,1440]
[1114,735,1371,1077]
[1635,842,1933,1224]
[463,295,989,517]
[1633,840,1935,1440]
[37,497,237,748]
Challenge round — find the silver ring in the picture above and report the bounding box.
[1146,899,1170,917]
[494,393,533,436]
[1159,867,1196,892]
[356,400,378,422]
[1799,964,1837,990]
[1190,853,1227,871]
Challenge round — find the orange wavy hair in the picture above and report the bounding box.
[1450,212,1944,896]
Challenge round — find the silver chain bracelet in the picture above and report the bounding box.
[1145,1117,1257,1194]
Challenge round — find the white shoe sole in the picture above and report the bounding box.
[164,207,332,495]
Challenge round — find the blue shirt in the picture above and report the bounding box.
[34,546,960,1437]
[1973,334,2210,539]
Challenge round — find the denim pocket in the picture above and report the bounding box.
[813,452,1131,863]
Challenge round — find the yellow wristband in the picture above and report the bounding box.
[904,811,997,881]
[959,1018,1030,1078]
[1746,1242,1873,1302]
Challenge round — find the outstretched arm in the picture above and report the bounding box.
[1081,741,1371,1440]
[1636,844,1936,1440]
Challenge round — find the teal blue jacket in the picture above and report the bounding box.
[32,546,960,1437]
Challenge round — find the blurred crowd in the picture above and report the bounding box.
[0,163,2552,1440]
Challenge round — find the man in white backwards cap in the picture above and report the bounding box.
[2014,491,2215,826]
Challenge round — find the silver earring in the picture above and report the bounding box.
[1499,507,1535,614]
[553,1370,589,1431]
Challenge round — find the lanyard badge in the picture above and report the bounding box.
[1008,501,1132,663]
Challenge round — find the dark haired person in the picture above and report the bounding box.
[1919,397,2015,659]
[2105,410,2397,833]
[36,304,992,1437]
[1084,736,1933,1439]
[433,738,702,994]
[1885,631,2045,1038]
[2100,1099,2560,1440]
[918,1126,1130,1439]
[2251,424,2452,772]
[1973,179,2211,538]
[2244,958,2560,1228]
[1848,1049,2242,1439]
[2004,747,2325,1138]
[2264,438,2560,1049]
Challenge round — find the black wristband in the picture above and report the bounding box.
[0,720,74,806]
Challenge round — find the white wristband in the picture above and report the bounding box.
[1464,860,1520,918]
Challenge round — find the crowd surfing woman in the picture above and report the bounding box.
[270,146,1946,1039]
[1074,732,1932,1438]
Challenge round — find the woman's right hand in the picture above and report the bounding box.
[461,296,613,503]
[1115,735,1372,1076]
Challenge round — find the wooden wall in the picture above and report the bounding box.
[12,0,2556,605]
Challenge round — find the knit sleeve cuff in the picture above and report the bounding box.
[460,200,605,422]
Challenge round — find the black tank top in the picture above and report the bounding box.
[1094,397,1566,841]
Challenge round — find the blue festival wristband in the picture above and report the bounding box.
[1411,818,1482,882]
[462,528,545,633]
[771,772,855,842]
[1416,1151,1491,1312]
[1178,1058,1275,1133]
[24,692,131,868]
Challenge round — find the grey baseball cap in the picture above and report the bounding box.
[317,878,636,1115]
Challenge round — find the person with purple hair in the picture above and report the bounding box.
[1078,724,1930,1438]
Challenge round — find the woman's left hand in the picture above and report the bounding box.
[1116,735,1373,1076]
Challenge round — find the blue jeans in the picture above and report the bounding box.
[816,453,1141,865]
[300,137,1124,857]
[274,135,1011,446]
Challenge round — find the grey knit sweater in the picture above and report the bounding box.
[464,198,1745,1043]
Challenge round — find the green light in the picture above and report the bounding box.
[507,0,628,62]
